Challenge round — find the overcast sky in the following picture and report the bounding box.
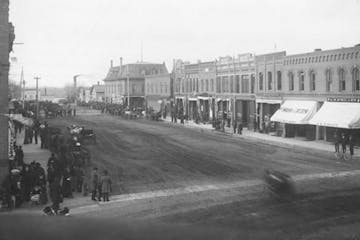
[9,0,360,88]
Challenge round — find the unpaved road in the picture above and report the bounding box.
[41,109,360,239]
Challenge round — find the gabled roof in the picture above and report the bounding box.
[104,62,168,81]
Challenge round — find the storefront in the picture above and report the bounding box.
[198,96,211,122]
[234,97,256,129]
[309,99,360,144]
[216,98,231,120]
[175,96,186,116]
[256,99,282,133]
[270,100,318,139]
[188,97,198,121]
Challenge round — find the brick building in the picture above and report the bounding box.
[215,53,256,128]
[103,58,168,109]
[173,60,217,123]
[256,45,360,142]
[145,72,172,114]
[0,0,10,181]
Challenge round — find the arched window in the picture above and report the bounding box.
[352,67,360,91]
[288,72,294,91]
[309,71,316,91]
[339,68,346,91]
[326,69,332,92]
[277,71,282,91]
[259,72,264,91]
[299,71,305,91]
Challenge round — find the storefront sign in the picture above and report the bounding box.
[327,97,360,103]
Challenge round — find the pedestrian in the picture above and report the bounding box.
[90,167,99,201]
[349,134,355,159]
[341,132,347,154]
[28,126,33,144]
[20,165,32,202]
[33,119,40,144]
[49,176,62,213]
[15,146,24,166]
[62,167,73,198]
[100,170,112,202]
[76,167,85,193]
[23,126,29,145]
[334,130,340,153]
[238,121,243,135]
[232,119,237,134]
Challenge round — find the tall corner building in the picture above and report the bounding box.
[0,0,10,182]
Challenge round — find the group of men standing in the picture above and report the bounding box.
[90,168,112,202]
[334,130,356,158]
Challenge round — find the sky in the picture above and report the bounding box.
[8,0,360,88]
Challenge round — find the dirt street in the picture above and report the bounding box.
[45,110,360,239]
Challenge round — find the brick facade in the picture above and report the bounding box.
[0,0,10,181]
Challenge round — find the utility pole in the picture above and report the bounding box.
[73,74,81,116]
[127,65,130,109]
[19,67,25,108]
[34,76,40,118]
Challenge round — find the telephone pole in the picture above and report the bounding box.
[34,76,40,118]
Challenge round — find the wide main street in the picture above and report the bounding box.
[31,109,360,239]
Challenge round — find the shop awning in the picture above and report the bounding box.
[270,100,317,124]
[8,114,34,126]
[188,97,197,101]
[309,102,360,129]
[256,99,282,104]
[198,96,210,100]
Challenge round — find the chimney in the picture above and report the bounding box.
[120,57,123,67]
[110,60,113,68]
[97,81,100,85]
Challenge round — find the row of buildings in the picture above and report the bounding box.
[95,44,360,143]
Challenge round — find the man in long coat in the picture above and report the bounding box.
[90,168,99,201]
[100,170,112,202]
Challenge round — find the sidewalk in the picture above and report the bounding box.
[162,117,360,158]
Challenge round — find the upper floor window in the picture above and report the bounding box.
[277,71,282,91]
[259,72,264,91]
[205,79,209,92]
[235,75,240,93]
[326,69,333,92]
[200,79,204,92]
[339,68,346,91]
[210,79,214,92]
[288,72,294,91]
[299,71,305,91]
[352,67,360,91]
[251,74,255,94]
[309,71,316,91]
[268,71,273,90]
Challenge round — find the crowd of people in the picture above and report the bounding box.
[1,100,113,213]
[1,140,48,209]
